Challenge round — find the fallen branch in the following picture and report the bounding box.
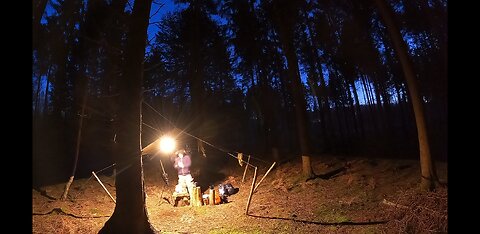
[381,187,448,233]
[306,166,348,181]
[382,198,444,215]
[33,208,110,219]
[247,214,388,226]
[381,199,409,209]
[33,187,57,201]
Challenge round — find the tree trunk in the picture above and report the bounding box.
[62,0,106,201]
[51,53,68,120]
[99,0,156,233]
[61,86,87,201]
[32,0,48,29]
[379,81,393,135]
[374,0,437,191]
[304,13,330,150]
[351,81,365,137]
[32,0,48,49]
[278,70,295,153]
[333,103,345,151]
[34,75,42,120]
[346,81,358,137]
[188,7,206,154]
[395,81,410,138]
[371,80,385,134]
[272,1,313,178]
[361,75,378,137]
[318,68,332,150]
[283,39,313,178]
[103,0,128,165]
[43,70,50,115]
[103,0,128,95]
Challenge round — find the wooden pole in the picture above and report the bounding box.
[209,186,216,206]
[160,159,166,172]
[92,171,116,203]
[159,159,169,185]
[191,186,203,206]
[245,166,258,215]
[254,162,276,192]
[242,155,251,183]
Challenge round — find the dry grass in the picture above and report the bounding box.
[33,155,447,233]
[381,186,448,233]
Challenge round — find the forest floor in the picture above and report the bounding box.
[32,154,448,233]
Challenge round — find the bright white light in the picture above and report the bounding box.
[159,135,176,154]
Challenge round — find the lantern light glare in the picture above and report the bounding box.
[159,135,176,154]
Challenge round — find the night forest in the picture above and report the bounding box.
[32,0,447,232]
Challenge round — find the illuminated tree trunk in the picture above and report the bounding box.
[272,1,314,179]
[374,0,437,191]
[286,37,314,179]
[99,0,156,232]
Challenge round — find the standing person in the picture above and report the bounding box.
[172,149,195,200]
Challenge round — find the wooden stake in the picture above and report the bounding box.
[254,162,276,192]
[245,166,257,215]
[92,171,116,203]
[191,186,203,206]
[209,187,215,206]
[242,155,251,183]
[159,159,166,172]
[159,159,169,185]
